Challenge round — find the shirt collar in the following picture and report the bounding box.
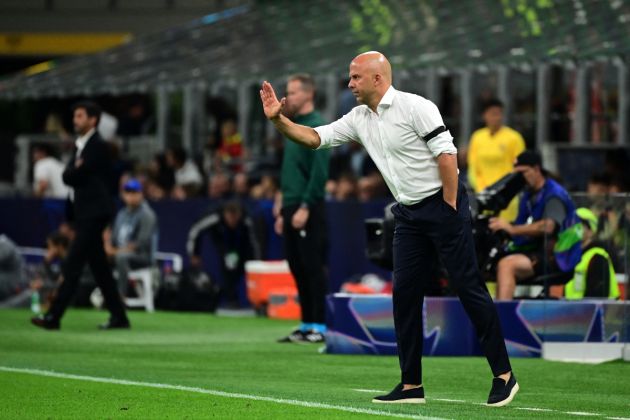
[377,85,396,110]
[75,128,96,151]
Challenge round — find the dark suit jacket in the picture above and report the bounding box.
[63,131,114,221]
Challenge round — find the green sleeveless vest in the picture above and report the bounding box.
[565,247,620,300]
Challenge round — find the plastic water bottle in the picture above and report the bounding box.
[31,290,41,314]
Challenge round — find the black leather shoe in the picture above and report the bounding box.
[487,373,519,407]
[31,314,60,330]
[98,318,131,330]
[372,383,425,404]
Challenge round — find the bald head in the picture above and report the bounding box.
[348,51,392,111]
[351,51,392,84]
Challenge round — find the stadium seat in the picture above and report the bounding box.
[124,267,159,312]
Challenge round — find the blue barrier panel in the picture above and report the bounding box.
[325,294,630,357]
[0,197,393,293]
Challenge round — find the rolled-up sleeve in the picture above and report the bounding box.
[427,130,457,157]
[411,100,457,157]
[314,109,359,150]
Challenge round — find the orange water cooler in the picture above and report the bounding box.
[245,260,301,319]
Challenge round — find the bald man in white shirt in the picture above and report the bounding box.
[260,52,518,407]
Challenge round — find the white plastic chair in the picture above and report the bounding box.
[124,267,159,313]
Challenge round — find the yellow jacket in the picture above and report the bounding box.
[467,126,525,221]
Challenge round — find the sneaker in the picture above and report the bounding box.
[277,329,306,343]
[486,373,519,407]
[302,330,325,343]
[372,383,425,404]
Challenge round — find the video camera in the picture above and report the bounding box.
[475,172,526,216]
[472,172,525,277]
[365,202,396,270]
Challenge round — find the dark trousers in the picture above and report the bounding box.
[282,202,328,324]
[391,185,511,384]
[221,265,244,305]
[48,217,128,322]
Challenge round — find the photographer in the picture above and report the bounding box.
[187,200,261,308]
[488,151,581,300]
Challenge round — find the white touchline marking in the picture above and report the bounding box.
[0,367,446,420]
[606,417,630,420]
[514,407,555,412]
[566,413,600,417]
[431,399,466,403]
[352,389,387,393]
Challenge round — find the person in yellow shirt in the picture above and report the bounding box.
[467,99,525,221]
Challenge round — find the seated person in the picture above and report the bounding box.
[0,230,94,309]
[565,208,620,300]
[488,151,580,300]
[187,200,261,308]
[105,179,158,296]
[0,234,25,307]
[32,231,70,308]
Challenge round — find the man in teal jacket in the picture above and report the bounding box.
[275,74,330,343]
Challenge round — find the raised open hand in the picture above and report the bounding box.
[260,81,285,120]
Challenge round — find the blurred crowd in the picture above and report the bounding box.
[30,116,394,205]
[2,94,630,311]
[29,100,630,208]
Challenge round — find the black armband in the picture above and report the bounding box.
[423,126,446,142]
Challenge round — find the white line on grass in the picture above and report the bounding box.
[0,367,446,420]
[432,399,466,403]
[514,407,554,412]
[352,389,387,393]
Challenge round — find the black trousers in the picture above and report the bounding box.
[282,202,328,324]
[221,265,244,304]
[48,216,128,322]
[391,184,511,384]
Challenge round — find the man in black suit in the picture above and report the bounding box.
[31,101,130,330]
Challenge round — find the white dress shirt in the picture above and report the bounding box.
[75,128,95,158]
[315,86,457,205]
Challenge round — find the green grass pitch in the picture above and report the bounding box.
[1,308,629,419]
